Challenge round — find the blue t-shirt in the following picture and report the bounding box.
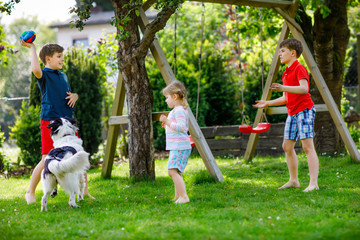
[36,68,74,121]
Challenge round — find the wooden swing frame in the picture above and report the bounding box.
[101,0,360,182]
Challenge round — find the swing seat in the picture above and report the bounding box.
[189,135,195,147]
[238,125,253,134]
[250,122,271,133]
[238,123,271,134]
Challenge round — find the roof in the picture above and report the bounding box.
[50,10,158,28]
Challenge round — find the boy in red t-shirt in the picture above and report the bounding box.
[253,38,319,192]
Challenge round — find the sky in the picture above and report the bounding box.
[1,0,77,26]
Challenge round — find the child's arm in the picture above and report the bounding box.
[270,79,309,94]
[160,110,188,133]
[253,94,286,109]
[65,92,78,108]
[20,40,42,79]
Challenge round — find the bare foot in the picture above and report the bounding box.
[25,192,36,204]
[278,181,300,190]
[84,192,96,200]
[175,197,189,204]
[172,197,179,202]
[303,185,319,192]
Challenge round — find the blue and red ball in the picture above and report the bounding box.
[20,30,36,43]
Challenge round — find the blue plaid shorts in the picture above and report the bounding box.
[284,106,316,141]
[168,149,191,173]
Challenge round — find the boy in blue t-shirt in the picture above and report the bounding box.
[20,40,94,204]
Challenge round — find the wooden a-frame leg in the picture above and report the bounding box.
[102,74,126,178]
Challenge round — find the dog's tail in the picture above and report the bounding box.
[48,151,90,176]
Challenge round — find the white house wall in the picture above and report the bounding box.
[55,23,116,49]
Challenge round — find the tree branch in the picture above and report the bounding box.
[137,5,176,59]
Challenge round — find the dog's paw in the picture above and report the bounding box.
[51,190,58,198]
[78,194,84,201]
[69,203,80,208]
[41,206,47,212]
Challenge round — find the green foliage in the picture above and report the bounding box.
[0,25,15,67]
[299,0,360,17]
[348,6,360,39]
[91,33,119,131]
[116,129,128,159]
[0,127,6,171]
[154,0,184,10]
[70,1,93,31]
[9,101,41,167]
[348,125,360,143]
[63,47,104,158]
[341,86,351,117]
[0,0,20,15]
[29,62,44,107]
[1,155,360,239]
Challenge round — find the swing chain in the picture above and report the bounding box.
[174,11,177,76]
[262,108,268,123]
[196,2,205,121]
[235,6,247,125]
[259,8,264,92]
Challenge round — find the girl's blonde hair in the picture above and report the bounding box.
[162,80,188,109]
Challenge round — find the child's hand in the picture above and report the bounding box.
[253,100,268,109]
[160,114,167,128]
[270,83,284,92]
[20,39,33,48]
[65,92,78,108]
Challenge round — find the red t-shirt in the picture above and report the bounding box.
[282,60,314,116]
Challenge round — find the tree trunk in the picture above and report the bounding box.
[112,1,155,180]
[298,1,349,155]
[109,0,177,180]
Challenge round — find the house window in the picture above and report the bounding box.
[73,38,89,48]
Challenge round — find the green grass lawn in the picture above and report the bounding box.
[1,153,360,240]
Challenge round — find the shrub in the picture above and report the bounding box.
[63,47,104,159]
[348,125,360,144]
[9,101,41,167]
[0,127,6,171]
[29,63,43,107]
[117,129,128,159]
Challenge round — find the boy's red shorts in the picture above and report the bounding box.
[40,120,78,155]
[41,120,53,155]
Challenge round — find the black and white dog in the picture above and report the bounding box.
[41,117,90,212]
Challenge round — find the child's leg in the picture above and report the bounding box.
[172,182,179,201]
[25,154,46,204]
[83,172,95,199]
[278,139,300,189]
[168,169,189,203]
[301,138,319,192]
[168,170,179,201]
[175,174,189,204]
